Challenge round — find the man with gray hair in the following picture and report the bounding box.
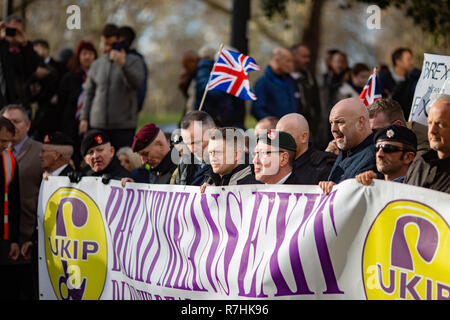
[404,95,450,193]
[319,98,381,194]
[0,104,43,299]
[40,132,75,178]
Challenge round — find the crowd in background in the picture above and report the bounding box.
[0,16,449,301]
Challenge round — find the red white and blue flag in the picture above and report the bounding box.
[359,68,382,107]
[207,48,261,101]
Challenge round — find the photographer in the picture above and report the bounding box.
[0,17,40,109]
[78,23,145,151]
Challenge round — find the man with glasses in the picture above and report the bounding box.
[253,129,299,185]
[200,127,259,192]
[355,124,417,185]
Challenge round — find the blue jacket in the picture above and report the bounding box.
[251,66,297,120]
[328,132,381,183]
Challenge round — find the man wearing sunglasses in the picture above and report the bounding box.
[253,130,299,185]
[356,124,417,185]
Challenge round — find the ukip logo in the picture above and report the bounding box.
[362,200,450,300]
[44,188,107,300]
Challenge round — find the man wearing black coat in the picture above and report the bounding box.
[0,20,40,109]
[81,130,130,181]
[277,113,336,185]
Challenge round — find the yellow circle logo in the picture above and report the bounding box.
[44,188,107,300]
[363,200,450,300]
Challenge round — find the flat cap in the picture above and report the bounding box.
[131,124,160,153]
[257,130,297,152]
[81,130,111,156]
[374,124,417,151]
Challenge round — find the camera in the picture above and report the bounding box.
[112,41,129,52]
[5,27,17,37]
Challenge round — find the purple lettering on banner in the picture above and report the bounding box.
[56,197,89,237]
[61,239,72,259]
[377,264,395,294]
[105,186,124,226]
[237,192,272,298]
[391,215,439,272]
[135,190,151,282]
[288,193,319,295]
[111,189,135,272]
[49,237,58,256]
[201,193,221,293]
[220,191,243,295]
[399,271,422,300]
[82,241,99,260]
[123,189,142,279]
[145,191,167,285]
[313,191,344,294]
[270,192,295,296]
[112,279,120,300]
[437,283,450,300]
[186,193,208,292]
[159,192,175,287]
[171,192,192,291]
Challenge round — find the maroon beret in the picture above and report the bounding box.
[132,124,160,152]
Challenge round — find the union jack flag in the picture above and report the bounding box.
[359,68,382,107]
[207,48,261,101]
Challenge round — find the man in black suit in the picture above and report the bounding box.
[40,132,76,178]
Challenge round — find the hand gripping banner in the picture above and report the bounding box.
[37,178,450,300]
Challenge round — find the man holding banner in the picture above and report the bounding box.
[355,124,417,185]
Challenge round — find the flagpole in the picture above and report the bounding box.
[199,43,225,112]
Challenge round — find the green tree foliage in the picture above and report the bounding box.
[260,0,449,37]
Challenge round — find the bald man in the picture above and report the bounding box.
[319,98,381,194]
[404,95,450,193]
[251,47,297,120]
[277,113,336,184]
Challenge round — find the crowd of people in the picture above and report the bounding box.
[0,17,449,301]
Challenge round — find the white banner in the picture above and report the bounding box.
[37,177,450,300]
[409,53,450,125]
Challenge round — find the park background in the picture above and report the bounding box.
[2,0,449,130]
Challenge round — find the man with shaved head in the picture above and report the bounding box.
[277,113,336,184]
[251,47,297,120]
[319,97,381,194]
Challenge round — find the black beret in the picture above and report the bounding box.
[81,130,111,156]
[257,130,297,152]
[374,124,418,151]
[43,132,74,147]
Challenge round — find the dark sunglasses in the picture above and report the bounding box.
[374,144,404,153]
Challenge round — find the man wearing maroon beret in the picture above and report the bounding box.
[122,123,177,186]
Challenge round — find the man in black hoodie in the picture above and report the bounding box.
[276,113,336,185]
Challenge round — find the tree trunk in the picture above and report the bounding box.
[301,0,326,77]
